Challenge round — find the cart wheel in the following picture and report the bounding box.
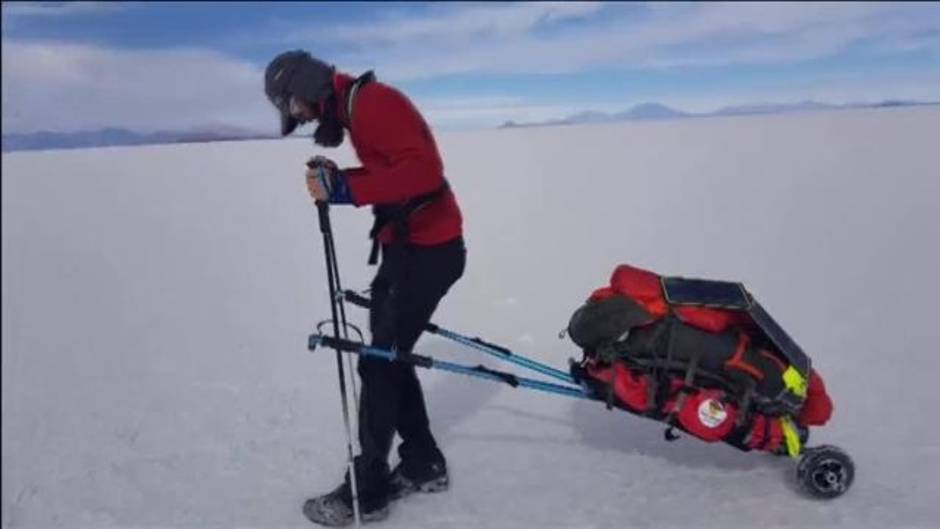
[796,445,854,499]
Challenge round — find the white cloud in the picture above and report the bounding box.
[3,35,938,135]
[411,95,591,130]
[1,1,130,17]
[292,2,603,46]
[2,3,939,134]
[1,40,275,134]
[317,2,940,80]
[0,38,589,134]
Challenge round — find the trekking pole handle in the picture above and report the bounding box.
[316,200,331,235]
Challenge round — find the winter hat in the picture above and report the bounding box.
[264,50,335,136]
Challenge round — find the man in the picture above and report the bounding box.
[264,50,466,526]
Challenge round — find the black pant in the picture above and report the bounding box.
[351,237,466,501]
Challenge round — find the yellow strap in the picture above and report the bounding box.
[780,416,802,458]
[782,366,808,398]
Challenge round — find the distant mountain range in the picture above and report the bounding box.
[2,125,276,153]
[4,99,938,152]
[499,99,939,129]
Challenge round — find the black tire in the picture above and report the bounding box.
[796,445,855,499]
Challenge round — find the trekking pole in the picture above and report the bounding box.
[315,200,362,528]
[323,210,361,417]
[310,162,361,412]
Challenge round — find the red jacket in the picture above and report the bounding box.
[334,73,463,246]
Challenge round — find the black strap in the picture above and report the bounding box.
[471,364,519,387]
[471,336,512,356]
[660,351,702,440]
[645,373,659,415]
[758,414,773,451]
[645,315,676,417]
[345,70,375,127]
[735,378,757,427]
[367,181,450,265]
[605,382,616,411]
[398,352,434,369]
[664,426,681,442]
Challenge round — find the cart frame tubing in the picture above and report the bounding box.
[341,290,576,385]
[432,327,576,385]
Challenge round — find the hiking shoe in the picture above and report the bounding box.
[302,484,390,527]
[388,459,449,500]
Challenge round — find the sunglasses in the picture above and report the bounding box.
[275,94,322,120]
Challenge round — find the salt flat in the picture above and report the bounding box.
[3,107,939,528]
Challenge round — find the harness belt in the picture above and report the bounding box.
[367,181,450,265]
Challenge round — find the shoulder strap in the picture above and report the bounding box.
[345,71,375,127]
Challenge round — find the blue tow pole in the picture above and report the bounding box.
[432,327,576,385]
[310,334,592,401]
[339,289,578,386]
[431,358,589,400]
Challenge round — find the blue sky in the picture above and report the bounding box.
[2,1,939,133]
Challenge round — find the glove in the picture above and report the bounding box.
[306,156,353,204]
